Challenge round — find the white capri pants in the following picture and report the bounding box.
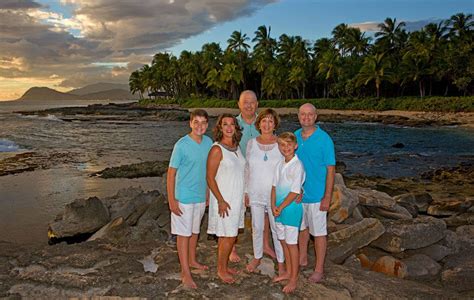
[250,202,284,263]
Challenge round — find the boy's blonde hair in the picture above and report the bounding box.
[278,132,297,144]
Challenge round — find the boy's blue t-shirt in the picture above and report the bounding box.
[295,127,336,204]
[169,134,213,204]
[273,155,305,228]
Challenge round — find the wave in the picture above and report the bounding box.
[18,114,63,122]
[0,138,21,152]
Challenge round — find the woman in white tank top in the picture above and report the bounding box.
[245,109,286,279]
[207,114,246,284]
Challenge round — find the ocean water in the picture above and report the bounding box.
[0,99,473,244]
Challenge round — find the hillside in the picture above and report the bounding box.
[19,87,81,101]
[80,89,138,100]
[18,85,139,101]
[68,83,129,96]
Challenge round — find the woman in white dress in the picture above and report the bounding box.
[245,109,286,278]
[207,113,246,284]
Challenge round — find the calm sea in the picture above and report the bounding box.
[1,99,473,244]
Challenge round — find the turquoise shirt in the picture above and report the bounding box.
[169,134,213,204]
[295,127,336,204]
[273,156,305,228]
[236,114,260,157]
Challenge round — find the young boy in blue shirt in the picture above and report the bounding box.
[167,109,213,289]
[271,132,305,294]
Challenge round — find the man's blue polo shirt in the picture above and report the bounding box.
[295,126,335,203]
[237,114,260,157]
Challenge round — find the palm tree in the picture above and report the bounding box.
[345,27,371,56]
[332,23,350,56]
[252,25,277,98]
[356,53,393,98]
[375,17,407,51]
[129,70,145,99]
[448,13,473,41]
[221,62,243,99]
[317,48,340,98]
[227,30,250,52]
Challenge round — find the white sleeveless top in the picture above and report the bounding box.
[207,143,246,237]
[245,138,283,206]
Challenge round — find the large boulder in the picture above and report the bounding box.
[394,192,433,213]
[87,217,129,242]
[327,218,385,264]
[455,225,474,251]
[427,199,473,216]
[441,250,474,292]
[444,213,474,227]
[366,205,413,220]
[405,244,451,262]
[402,254,441,280]
[48,197,110,239]
[371,216,447,253]
[393,193,418,217]
[357,189,397,210]
[370,256,407,278]
[329,184,359,223]
[114,190,161,226]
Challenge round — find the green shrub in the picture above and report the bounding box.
[138,96,474,112]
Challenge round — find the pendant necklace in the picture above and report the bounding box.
[263,152,268,161]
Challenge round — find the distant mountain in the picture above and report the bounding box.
[18,84,139,101]
[79,89,138,100]
[68,82,130,96]
[19,87,81,101]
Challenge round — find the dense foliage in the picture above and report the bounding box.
[139,96,474,112]
[130,13,473,101]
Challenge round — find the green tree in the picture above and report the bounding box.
[356,53,393,98]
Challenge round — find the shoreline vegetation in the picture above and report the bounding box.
[129,14,473,103]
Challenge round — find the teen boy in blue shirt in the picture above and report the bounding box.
[167,109,213,289]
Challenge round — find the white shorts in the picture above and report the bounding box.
[300,203,327,236]
[276,222,299,245]
[171,202,206,237]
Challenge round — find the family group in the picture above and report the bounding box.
[166,90,335,293]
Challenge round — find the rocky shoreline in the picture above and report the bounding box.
[1,103,472,298]
[16,102,474,127]
[2,169,473,298]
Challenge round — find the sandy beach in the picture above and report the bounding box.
[200,108,474,128]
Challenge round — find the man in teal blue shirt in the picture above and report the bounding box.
[167,109,213,289]
[236,90,260,157]
[295,103,335,284]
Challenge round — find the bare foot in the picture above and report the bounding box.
[229,249,241,263]
[217,271,235,284]
[299,256,308,267]
[246,258,261,273]
[272,272,290,283]
[309,271,323,283]
[227,267,240,275]
[282,279,297,293]
[181,275,198,289]
[190,261,209,270]
[263,246,277,259]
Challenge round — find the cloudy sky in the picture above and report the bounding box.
[0,0,471,100]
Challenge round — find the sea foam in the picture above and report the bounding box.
[0,138,21,152]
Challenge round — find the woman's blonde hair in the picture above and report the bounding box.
[213,113,242,146]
